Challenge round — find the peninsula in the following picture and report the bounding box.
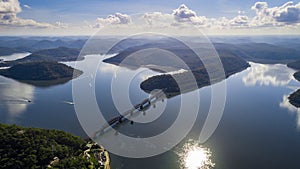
[103,37,250,96]
[287,59,300,107]
[0,62,82,86]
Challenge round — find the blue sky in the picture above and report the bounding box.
[18,0,287,21]
[1,0,300,35]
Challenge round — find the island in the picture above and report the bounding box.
[0,123,110,169]
[0,62,83,86]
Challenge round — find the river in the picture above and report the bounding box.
[1,54,300,169]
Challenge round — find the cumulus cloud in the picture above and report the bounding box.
[143,12,172,26]
[0,0,53,28]
[94,13,131,28]
[229,15,249,27]
[172,4,207,25]
[0,13,54,28]
[90,2,300,32]
[251,1,300,26]
[0,0,20,13]
[172,2,300,28]
[146,4,250,28]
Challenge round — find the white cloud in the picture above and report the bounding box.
[229,15,249,27]
[238,10,246,14]
[143,12,173,26]
[172,4,207,25]
[23,4,31,9]
[0,0,21,13]
[94,13,131,28]
[55,21,68,28]
[0,13,54,28]
[251,1,300,27]
[87,3,300,35]
[0,1,299,35]
[0,0,54,28]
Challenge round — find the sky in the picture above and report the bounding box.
[0,0,300,35]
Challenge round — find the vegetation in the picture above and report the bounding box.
[0,123,90,168]
[287,60,300,70]
[140,57,249,96]
[0,62,82,81]
[289,89,300,108]
[8,47,82,65]
[0,124,110,169]
[294,71,300,82]
[286,60,300,107]
[0,38,86,51]
[21,47,82,62]
[0,46,84,87]
[0,47,25,56]
[231,43,300,63]
[0,47,84,68]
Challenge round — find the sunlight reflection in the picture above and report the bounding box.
[178,140,215,169]
[0,77,34,117]
[243,63,295,86]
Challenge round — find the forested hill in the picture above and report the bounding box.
[0,124,105,168]
[0,124,87,168]
[0,62,83,81]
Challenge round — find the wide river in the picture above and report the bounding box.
[1,53,300,169]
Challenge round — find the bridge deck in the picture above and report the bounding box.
[94,90,165,137]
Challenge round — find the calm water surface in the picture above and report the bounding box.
[0,53,31,61]
[1,55,300,169]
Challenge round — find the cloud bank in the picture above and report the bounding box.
[0,0,60,28]
[1,1,299,35]
[94,13,131,28]
[252,1,300,26]
[93,2,300,31]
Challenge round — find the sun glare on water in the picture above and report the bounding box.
[178,141,215,169]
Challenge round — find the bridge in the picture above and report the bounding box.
[93,89,166,138]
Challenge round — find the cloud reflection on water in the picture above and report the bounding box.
[243,62,300,129]
[280,95,300,129]
[243,63,295,87]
